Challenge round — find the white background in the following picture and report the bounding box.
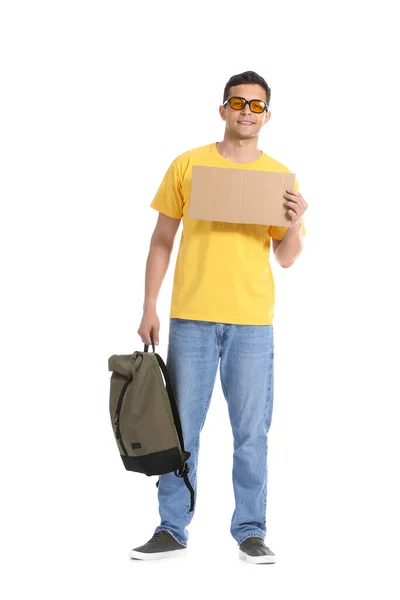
[1,1,399,598]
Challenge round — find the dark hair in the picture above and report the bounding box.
[223,70,271,106]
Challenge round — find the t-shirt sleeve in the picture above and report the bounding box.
[150,159,183,219]
[268,177,307,240]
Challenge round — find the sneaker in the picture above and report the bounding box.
[239,537,276,564]
[129,530,187,561]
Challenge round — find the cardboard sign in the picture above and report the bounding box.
[188,165,296,226]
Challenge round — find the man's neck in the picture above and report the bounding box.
[216,138,262,164]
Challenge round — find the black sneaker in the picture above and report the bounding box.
[129,530,187,561]
[239,537,276,564]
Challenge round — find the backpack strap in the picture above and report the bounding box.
[155,465,194,513]
[143,337,155,353]
[174,462,195,512]
[153,352,195,512]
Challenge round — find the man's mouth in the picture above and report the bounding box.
[237,120,255,125]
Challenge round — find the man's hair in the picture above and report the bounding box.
[223,70,271,106]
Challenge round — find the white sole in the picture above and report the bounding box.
[239,550,276,564]
[129,548,187,561]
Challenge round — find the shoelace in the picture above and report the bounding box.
[247,537,265,546]
[151,531,169,541]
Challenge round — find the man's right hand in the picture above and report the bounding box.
[137,308,160,346]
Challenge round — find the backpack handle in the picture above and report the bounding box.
[143,335,155,353]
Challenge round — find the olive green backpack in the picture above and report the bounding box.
[108,337,194,512]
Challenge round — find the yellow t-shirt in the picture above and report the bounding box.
[150,142,306,325]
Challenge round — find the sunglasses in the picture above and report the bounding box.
[223,96,269,114]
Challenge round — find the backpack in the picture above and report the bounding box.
[108,337,194,512]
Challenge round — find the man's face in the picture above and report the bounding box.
[219,83,271,139]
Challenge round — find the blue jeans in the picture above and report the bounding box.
[154,318,274,546]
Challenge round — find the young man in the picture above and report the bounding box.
[131,71,308,563]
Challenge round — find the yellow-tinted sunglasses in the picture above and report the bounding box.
[223,96,268,114]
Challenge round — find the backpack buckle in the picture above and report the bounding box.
[175,462,189,478]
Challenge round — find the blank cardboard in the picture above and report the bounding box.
[188,165,296,226]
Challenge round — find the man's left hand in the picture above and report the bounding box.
[283,189,308,227]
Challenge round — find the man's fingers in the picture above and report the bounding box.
[137,330,159,346]
[284,199,299,209]
[286,207,299,217]
[150,330,159,345]
[145,336,159,346]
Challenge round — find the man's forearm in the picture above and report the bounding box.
[143,240,172,310]
[274,221,304,268]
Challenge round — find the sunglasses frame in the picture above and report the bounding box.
[223,96,269,114]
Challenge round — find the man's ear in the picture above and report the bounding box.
[219,105,226,121]
[263,111,271,125]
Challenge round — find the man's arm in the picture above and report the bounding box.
[143,212,181,310]
[137,212,180,345]
[272,186,308,268]
[272,221,304,268]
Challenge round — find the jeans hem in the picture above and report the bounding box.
[155,527,187,548]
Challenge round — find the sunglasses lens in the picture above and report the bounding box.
[229,97,246,110]
[250,100,266,113]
